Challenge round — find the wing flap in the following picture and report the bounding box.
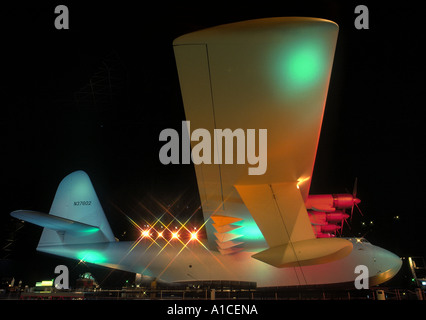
[234,182,315,248]
[235,183,354,267]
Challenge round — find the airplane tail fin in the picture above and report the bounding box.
[12,171,116,248]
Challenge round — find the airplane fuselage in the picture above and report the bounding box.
[37,237,401,288]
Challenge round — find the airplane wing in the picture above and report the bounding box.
[173,18,351,267]
[234,183,315,248]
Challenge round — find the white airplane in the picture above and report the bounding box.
[11,17,402,288]
[10,170,402,288]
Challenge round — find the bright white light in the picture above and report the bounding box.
[190,232,198,241]
[171,232,179,239]
[141,229,150,238]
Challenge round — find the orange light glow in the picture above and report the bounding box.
[297,176,310,189]
[171,232,179,240]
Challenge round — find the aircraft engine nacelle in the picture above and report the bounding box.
[326,211,349,223]
[333,194,360,209]
[308,211,349,224]
[321,224,341,233]
[312,224,341,234]
[306,194,360,212]
[309,211,349,238]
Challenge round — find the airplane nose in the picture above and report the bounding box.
[389,251,402,273]
[382,248,402,271]
[371,246,402,286]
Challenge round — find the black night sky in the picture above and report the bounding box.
[1,1,425,287]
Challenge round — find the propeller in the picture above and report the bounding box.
[350,177,363,221]
[337,209,352,236]
[339,178,362,236]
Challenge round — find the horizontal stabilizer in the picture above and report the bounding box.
[10,171,116,247]
[11,210,100,234]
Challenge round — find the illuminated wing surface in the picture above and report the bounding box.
[234,183,315,248]
[173,18,352,267]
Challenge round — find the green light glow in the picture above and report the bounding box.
[274,38,327,94]
[285,42,323,86]
[80,226,100,234]
[77,250,107,264]
[230,220,265,242]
